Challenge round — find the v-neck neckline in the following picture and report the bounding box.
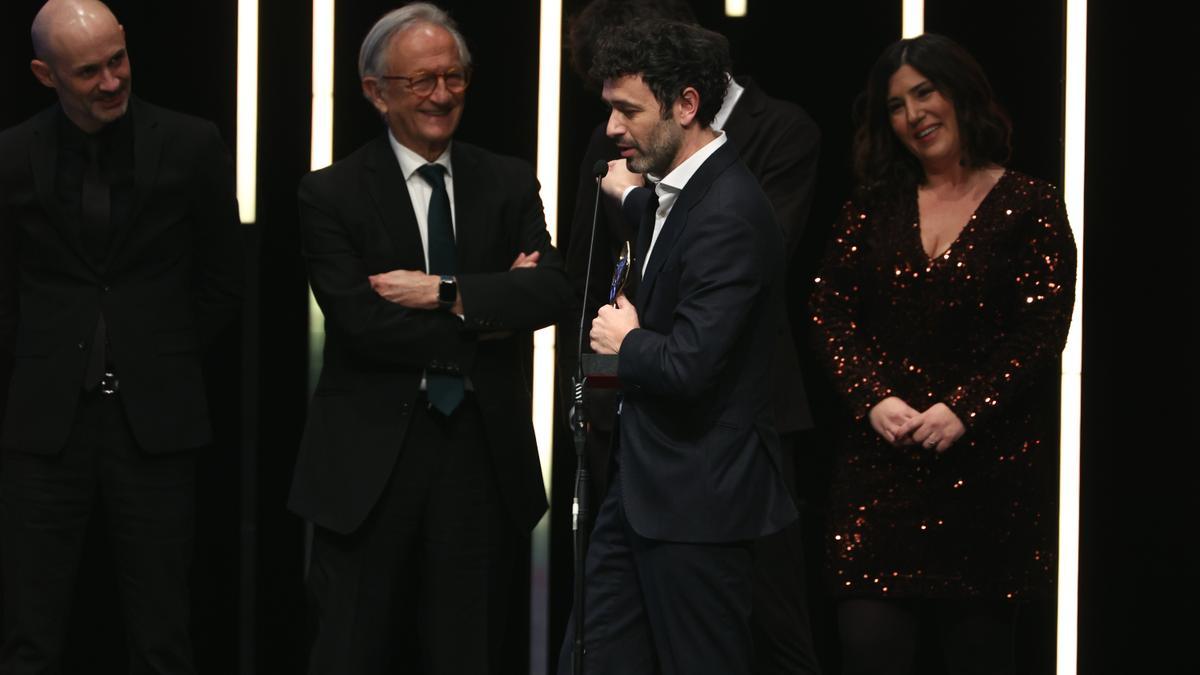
[913,169,1007,262]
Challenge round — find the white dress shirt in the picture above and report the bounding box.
[620,73,742,276]
[387,132,456,273]
[386,133,466,389]
[642,131,728,277]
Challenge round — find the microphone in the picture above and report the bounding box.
[578,160,608,380]
[570,156,609,675]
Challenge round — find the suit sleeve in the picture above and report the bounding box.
[190,122,245,350]
[759,112,820,255]
[299,173,475,370]
[0,180,16,414]
[455,162,573,333]
[618,200,770,400]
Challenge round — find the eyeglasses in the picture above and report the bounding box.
[380,69,471,97]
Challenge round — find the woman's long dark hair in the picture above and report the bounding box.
[852,33,1012,197]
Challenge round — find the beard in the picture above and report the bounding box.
[85,81,131,126]
[626,116,682,176]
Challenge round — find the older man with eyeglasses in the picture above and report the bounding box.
[285,3,572,673]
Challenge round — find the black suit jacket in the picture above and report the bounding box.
[287,136,573,536]
[566,77,818,433]
[615,139,797,543]
[0,99,243,453]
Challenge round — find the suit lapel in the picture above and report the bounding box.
[635,141,739,308]
[632,194,653,262]
[107,99,162,268]
[448,143,486,273]
[29,108,96,273]
[363,137,427,270]
[30,111,63,231]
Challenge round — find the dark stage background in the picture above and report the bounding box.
[0,0,1186,673]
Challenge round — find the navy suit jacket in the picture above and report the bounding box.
[287,136,573,535]
[614,139,797,543]
[566,77,818,435]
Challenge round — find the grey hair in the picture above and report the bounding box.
[357,3,471,80]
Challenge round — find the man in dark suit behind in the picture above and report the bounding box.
[286,3,572,673]
[0,1,243,672]
[558,20,797,675]
[560,2,822,673]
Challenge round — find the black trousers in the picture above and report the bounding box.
[750,433,822,675]
[558,472,755,675]
[0,390,197,675]
[584,430,821,675]
[305,396,514,675]
[837,598,1017,675]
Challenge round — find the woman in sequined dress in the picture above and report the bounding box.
[810,34,1076,675]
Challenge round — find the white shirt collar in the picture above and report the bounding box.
[640,131,728,278]
[388,131,453,178]
[711,74,744,131]
[656,131,727,197]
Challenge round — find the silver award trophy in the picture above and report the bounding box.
[608,241,632,305]
[583,241,631,385]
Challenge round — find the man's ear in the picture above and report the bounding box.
[674,86,700,127]
[362,78,388,117]
[30,59,56,89]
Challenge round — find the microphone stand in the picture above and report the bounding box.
[571,160,607,675]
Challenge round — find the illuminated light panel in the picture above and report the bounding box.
[308,0,335,396]
[902,0,924,38]
[725,0,747,18]
[311,0,335,172]
[236,0,258,224]
[533,0,562,482]
[530,1,562,672]
[1059,1,1087,673]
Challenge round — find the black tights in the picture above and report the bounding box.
[837,598,1016,675]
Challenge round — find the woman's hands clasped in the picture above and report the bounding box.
[868,398,965,453]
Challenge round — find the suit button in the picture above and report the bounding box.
[102,285,111,293]
[77,342,85,350]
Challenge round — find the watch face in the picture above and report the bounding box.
[439,277,456,303]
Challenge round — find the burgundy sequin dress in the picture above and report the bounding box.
[810,170,1076,599]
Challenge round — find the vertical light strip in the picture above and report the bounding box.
[725,0,748,18]
[311,0,335,173]
[901,0,924,37]
[1059,1,1087,673]
[530,1,563,671]
[236,0,259,224]
[304,0,336,578]
[235,4,260,670]
[533,0,562,473]
[308,0,334,394]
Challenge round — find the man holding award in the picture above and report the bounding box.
[560,19,797,675]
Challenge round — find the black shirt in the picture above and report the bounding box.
[55,107,135,264]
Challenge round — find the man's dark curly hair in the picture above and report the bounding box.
[589,19,731,128]
[567,0,697,84]
[853,33,1012,196]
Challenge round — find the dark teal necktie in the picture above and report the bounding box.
[416,163,464,415]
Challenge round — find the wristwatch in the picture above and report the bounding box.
[438,275,457,311]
